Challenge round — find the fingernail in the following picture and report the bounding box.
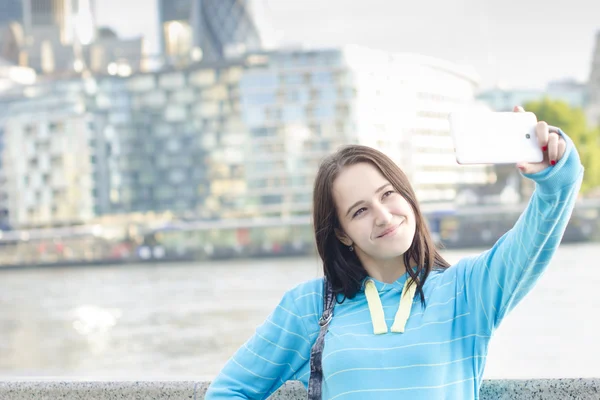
[518,166,525,171]
[551,160,556,166]
[542,146,548,151]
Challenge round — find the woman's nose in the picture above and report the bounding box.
[374,205,393,226]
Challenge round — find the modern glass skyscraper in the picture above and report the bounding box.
[158,0,262,63]
[0,0,24,64]
[0,0,23,26]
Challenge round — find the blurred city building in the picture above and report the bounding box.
[0,0,145,77]
[240,46,487,217]
[477,79,588,112]
[587,31,600,127]
[0,3,598,263]
[2,78,96,228]
[158,0,263,66]
[0,45,487,228]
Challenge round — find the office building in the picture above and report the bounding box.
[158,0,262,64]
[239,46,487,217]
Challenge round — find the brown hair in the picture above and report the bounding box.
[312,144,450,304]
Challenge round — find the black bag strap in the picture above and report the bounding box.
[307,277,335,399]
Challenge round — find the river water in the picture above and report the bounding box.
[1,243,598,381]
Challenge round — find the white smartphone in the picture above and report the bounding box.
[448,111,544,165]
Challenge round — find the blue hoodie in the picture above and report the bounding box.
[206,130,583,399]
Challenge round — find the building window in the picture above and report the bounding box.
[240,73,278,89]
[282,105,304,122]
[49,122,64,133]
[312,71,332,85]
[163,20,193,58]
[261,194,282,205]
[282,73,305,85]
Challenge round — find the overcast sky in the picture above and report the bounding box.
[95,0,600,90]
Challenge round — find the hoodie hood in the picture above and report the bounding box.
[361,273,418,335]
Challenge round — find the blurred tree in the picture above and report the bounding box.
[525,98,600,194]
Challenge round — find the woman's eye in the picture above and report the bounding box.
[383,190,395,198]
[353,208,366,218]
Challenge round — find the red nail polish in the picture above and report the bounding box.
[551,160,556,166]
[542,146,548,151]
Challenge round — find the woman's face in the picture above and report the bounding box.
[332,162,416,263]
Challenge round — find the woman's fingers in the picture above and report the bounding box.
[547,131,559,165]
[536,121,549,151]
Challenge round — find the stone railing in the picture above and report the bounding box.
[0,379,599,399]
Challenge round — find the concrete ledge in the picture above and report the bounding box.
[0,379,598,399]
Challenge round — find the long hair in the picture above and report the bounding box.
[312,145,450,305]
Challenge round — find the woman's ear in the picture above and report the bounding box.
[335,228,352,247]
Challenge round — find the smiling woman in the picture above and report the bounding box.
[313,146,448,306]
[205,108,584,400]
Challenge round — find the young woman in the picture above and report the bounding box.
[205,107,583,399]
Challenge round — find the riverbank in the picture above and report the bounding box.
[0,380,599,399]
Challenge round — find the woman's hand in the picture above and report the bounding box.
[514,105,567,174]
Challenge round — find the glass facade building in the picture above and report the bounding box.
[240,46,487,214]
[0,46,486,229]
[2,79,96,227]
[158,0,262,63]
[0,0,22,26]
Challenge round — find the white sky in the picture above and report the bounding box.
[95,0,600,90]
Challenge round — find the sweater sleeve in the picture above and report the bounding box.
[205,282,319,399]
[458,129,584,335]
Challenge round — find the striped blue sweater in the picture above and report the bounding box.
[206,131,583,399]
